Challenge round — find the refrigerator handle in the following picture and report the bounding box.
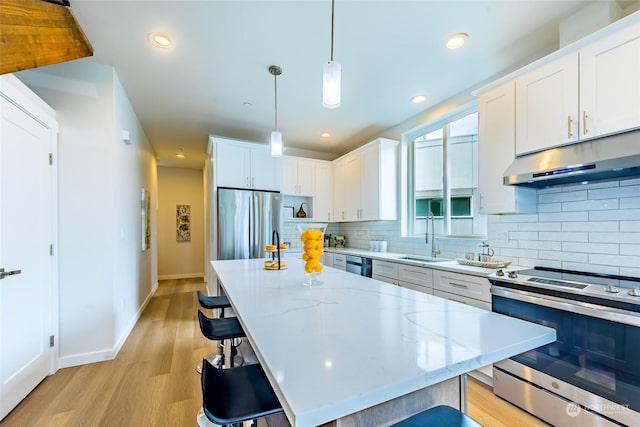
[250,193,258,258]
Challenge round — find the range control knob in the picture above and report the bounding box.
[496,269,504,277]
[628,288,640,297]
[508,271,518,279]
[605,284,619,294]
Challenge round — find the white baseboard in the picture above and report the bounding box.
[58,349,114,369]
[111,281,158,356]
[158,272,204,280]
[57,281,159,369]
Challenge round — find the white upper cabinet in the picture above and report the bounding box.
[314,161,333,222]
[580,23,640,138]
[515,19,640,156]
[478,82,536,214]
[282,156,315,196]
[334,138,399,222]
[344,152,362,221]
[332,159,346,221]
[515,53,579,155]
[213,138,281,191]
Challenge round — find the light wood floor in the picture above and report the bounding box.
[1,278,548,427]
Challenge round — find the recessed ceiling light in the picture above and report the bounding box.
[321,132,331,138]
[149,32,172,49]
[411,95,427,104]
[175,149,185,158]
[446,33,468,50]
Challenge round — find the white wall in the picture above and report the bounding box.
[16,59,158,368]
[157,167,204,279]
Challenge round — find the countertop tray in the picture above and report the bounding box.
[455,258,511,269]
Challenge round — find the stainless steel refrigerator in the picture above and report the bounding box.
[217,187,283,260]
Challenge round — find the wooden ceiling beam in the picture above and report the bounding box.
[0,0,93,75]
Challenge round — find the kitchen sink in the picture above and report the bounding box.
[394,255,448,263]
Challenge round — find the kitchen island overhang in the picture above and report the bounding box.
[211,258,555,426]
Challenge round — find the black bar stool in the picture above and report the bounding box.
[198,358,283,427]
[197,310,245,371]
[197,290,230,316]
[196,291,233,373]
[391,405,481,427]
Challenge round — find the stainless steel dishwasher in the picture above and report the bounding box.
[345,255,372,278]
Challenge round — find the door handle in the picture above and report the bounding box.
[0,268,22,279]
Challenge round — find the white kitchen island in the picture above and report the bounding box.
[211,258,555,427]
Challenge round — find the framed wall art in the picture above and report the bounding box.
[176,204,191,242]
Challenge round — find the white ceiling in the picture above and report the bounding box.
[54,0,630,168]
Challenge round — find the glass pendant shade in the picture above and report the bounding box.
[322,60,341,109]
[271,131,283,157]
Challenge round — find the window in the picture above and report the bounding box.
[406,108,486,238]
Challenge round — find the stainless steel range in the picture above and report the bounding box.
[489,267,640,427]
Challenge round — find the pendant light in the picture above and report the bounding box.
[269,65,283,157]
[323,0,341,109]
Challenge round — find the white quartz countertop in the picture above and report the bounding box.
[211,258,555,427]
[324,247,517,277]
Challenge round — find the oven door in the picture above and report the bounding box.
[491,286,640,414]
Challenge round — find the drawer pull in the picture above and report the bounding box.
[449,282,468,289]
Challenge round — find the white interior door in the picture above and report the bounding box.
[1,92,56,420]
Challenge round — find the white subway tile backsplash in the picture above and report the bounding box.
[589,209,640,221]
[518,222,561,232]
[501,247,539,258]
[519,240,562,250]
[538,190,586,204]
[620,266,640,277]
[562,221,618,232]
[621,197,640,208]
[562,262,620,275]
[589,185,638,199]
[572,180,619,190]
[621,221,640,232]
[561,199,618,212]
[496,214,539,223]
[538,250,588,263]
[620,244,640,256]
[326,179,639,276]
[537,202,562,213]
[509,231,539,240]
[561,242,618,254]
[589,232,640,244]
[539,211,588,222]
[485,179,640,275]
[539,231,588,242]
[589,253,640,268]
[620,177,640,186]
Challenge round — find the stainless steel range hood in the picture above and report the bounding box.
[504,129,640,188]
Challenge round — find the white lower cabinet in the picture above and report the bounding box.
[432,270,491,310]
[398,264,433,294]
[373,260,433,294]
[372,260,399,284]
[332,253,346,270]
[323,252,334,268]
[433,269,492,384]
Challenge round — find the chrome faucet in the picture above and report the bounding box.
[425,211,441,258]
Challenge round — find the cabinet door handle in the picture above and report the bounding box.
[246,176,250,186]
[449,281,469,289]
[567,116,573,138]
[251,177,255,187]
[583,111,589,135]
